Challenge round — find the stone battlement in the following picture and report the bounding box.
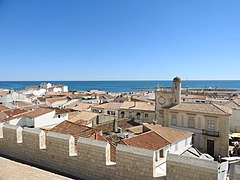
[0,124,158,180]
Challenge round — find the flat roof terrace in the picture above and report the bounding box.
[0,156,72,179]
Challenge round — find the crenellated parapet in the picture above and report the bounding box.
[0,124,158,180]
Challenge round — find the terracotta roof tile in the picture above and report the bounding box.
[10,101,33,107]
[45,108,68,115]
[126,125,143,134]
[70,103,91,111]
[0,105,9,112]
[37,97,47,102]
[0,112,8,121]
[122,131,170,150]
[91,102,122,110]
[143,124,192,143]
[23,108,54,118]
[49,121,99,139]
[68,111,98,125]
[46,97,67,104]
[170,102,232,115]
[4,109,28,117]
[49,120,116,162]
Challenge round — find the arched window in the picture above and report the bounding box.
[136,112,141,119]
[120,111,125,118]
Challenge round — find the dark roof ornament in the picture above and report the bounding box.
[173,76,181,82]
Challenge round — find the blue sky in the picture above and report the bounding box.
[0,0,240,80]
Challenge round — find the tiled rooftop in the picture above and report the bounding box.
[0,112,8,121]
[126,125,143,134]
[49,120,100,140]
[24,108,54,118]
[223,99,240,110]
[48,120,116,162]
[122,131,170,150]
[9,101,34,107]
[0,105,9,111]
[120,101,155,111]
[170,102,232,115]
[91,102,123,110]
[143,123,193,143]
[68,111,98,125]
[70,103,91,111]
[46,97,67,104]
[3,108,28,118]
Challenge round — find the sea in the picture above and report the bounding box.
[0,81,240,92]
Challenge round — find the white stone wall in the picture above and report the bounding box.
[9,117,34,127]
[49,99,68,108]
[34,111,56,128]
[0,92,27,104]
[229,109,240,132]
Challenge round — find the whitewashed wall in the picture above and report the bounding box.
[229,109,240,132]
[34,111,55,128]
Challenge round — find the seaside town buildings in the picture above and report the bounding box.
[155,77,232,157]
[1,79,240,179]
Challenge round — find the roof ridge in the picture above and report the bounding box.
[233,100,240,107]
[211,102,231,114]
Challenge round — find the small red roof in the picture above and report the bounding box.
[122,131,170,151]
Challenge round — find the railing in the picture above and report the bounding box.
[202,129,219,137]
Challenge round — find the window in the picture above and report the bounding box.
[120,111,125,118]
[145,113,148,118]
[171,115,177,125]
[160,149,164,158]
[107,111,110,115]
[96,116,99,124]
[58,115,61,118]
[136,112,141,119]
[208,120,215,131]
[188,117,195,128]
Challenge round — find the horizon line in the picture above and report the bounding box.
[1,79,240,81]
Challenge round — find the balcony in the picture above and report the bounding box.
[202,129,219,137]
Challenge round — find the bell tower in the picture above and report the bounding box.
[173,76,181,105]
[155,76,182,125]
